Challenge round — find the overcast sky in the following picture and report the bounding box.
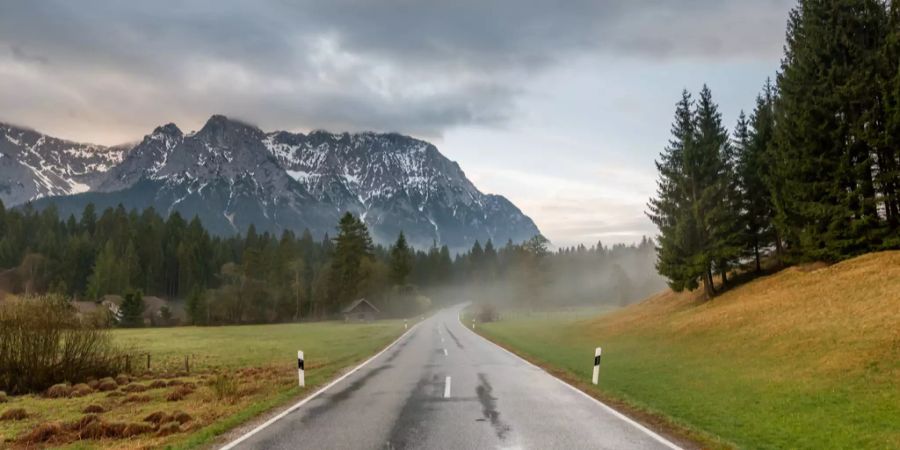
[0,0,794,247]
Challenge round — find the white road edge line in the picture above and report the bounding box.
[220,321,421,450]
[458,311,683,450]
[444,376,452,398]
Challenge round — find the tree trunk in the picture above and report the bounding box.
[702,266,716,299]
[754,243,761,273]
[774,230,785,267]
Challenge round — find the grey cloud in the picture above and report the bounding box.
[0,0,792,140]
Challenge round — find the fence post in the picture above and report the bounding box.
[592,347,602,385]
[185,355,190,373]
[146,354,151,371]
[297,350,305,387]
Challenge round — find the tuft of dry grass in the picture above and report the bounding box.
[19,421,64,444]
[71,383,94,397]
[1,407,28,421]
[156,421,181,436]
[44,383,73,398]
[82,403,106,414]
[121,383,148,393]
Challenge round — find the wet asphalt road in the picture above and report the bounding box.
[226,305,679,450]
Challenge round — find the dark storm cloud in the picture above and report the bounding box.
[0,0,791,140]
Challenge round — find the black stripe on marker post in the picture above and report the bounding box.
[298,359,305,370]
[594,355,601,366]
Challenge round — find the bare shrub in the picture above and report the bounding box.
[0,296,125,394]
[0,391,7,402]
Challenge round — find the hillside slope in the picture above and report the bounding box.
[480,251,900,449]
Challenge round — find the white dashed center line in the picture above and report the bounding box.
[444,376,452,398]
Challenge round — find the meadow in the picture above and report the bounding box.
[478,251,900,449]
[0,320,404,449]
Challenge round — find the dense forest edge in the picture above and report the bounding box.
[0,200,662,326]
[649,0,900,299]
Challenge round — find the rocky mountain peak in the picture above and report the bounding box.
[9,117,541,252]
[152,123,183,138]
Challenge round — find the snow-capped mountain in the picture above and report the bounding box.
[262,129,537,247]
[4,115,540,251]
[0,123,127,206]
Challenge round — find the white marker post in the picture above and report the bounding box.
[472,319,476,330]
[592,347,602,385]
[297,350,305,387]
[404,319,408,330]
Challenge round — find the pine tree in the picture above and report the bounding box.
[649,90,703,293]
[695,85,742,287]
[119,290,145,328]
[649,87,736,298]
[330,213,375,308]
[775,0,890,260]
[389,232,413,286]
[738,81,780,271]
[186,287,208,325]
[881,1,900,238]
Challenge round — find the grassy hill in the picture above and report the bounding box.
[479,251,900,449]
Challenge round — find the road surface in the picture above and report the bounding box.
[224,305,679,450]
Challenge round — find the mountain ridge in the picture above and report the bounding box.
[1,115,540,251]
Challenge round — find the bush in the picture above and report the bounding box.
[0,296,125,394]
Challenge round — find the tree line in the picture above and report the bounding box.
[649,0,900,298]
[0,202,447,323]
[0,198,661,324]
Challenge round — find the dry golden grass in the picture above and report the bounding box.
[588,251,900,378]
[0,320,404,449]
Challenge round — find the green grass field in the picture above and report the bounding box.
[479,252,900,449]
[0,320,404,449]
